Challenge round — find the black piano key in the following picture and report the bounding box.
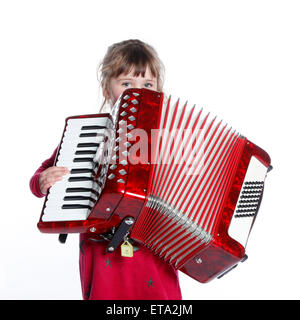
[68,176,94,182]
[73,157,94,163]
[63,196,96,203]
[62,204,92,210]
[81,125,106,130]
[75,150,96,155]
[70,168,93,174]
[65,187,100,196]
[79,132,98,137]
[77,143,99,148]
[95,180,103,188]
[66,187,92,193]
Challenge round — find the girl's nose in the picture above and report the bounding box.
[133,80,144,89]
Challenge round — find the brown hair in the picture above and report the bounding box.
[97,39,164,110]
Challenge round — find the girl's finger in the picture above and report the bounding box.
[41,176,63,193]
[42,170,69,182]
[55,166,70,172]
[49,166,70,174]
[50,172,70,180]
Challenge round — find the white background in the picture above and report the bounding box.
[0,0,299,300]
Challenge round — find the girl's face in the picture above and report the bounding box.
[107,66,158,105]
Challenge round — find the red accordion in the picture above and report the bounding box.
[38,88,272,283]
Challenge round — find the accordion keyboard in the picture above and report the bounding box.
[42,116,112,222]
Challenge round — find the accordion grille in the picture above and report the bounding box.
[131,96,245,268]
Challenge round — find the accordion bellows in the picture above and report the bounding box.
[38,88,271,283]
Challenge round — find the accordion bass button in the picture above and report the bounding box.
[124,141,131,147]
[127,124,134,130]
[108,174,115,180]
[120,159,128,166]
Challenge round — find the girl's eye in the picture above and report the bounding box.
[122,82,131,87]
[144,83,152,88]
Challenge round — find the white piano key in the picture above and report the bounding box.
[63,129,105,138]
[71,146,100,152]
[49,180,94,193]
[48,183,93,197]
[45,199,93,208]
[58,144,78,153]
[67,172,94,178]
[69,169,94,175]
[55,162,95,169]
[64,127,108,136]
[48,177,94,193]
[67,117,111,127]
[45,192,97,207]
[62,134,104,143]
[48,180,100,197]
[63,199,95,207]
[47,187,99,202]
[64,192,99,202]
[42,208,90,221]
[64,132,106,140]
[65,125,107,132]
[61,137,104,146]
[58,156,95,163]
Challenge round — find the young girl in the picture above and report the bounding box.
[30,39,182,300]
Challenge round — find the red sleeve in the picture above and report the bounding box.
[29,147,58,198]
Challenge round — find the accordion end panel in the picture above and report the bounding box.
[178,140,271,283]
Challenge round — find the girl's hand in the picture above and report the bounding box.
[39,166,70,195]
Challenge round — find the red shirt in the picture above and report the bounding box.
[30,149,182,300]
